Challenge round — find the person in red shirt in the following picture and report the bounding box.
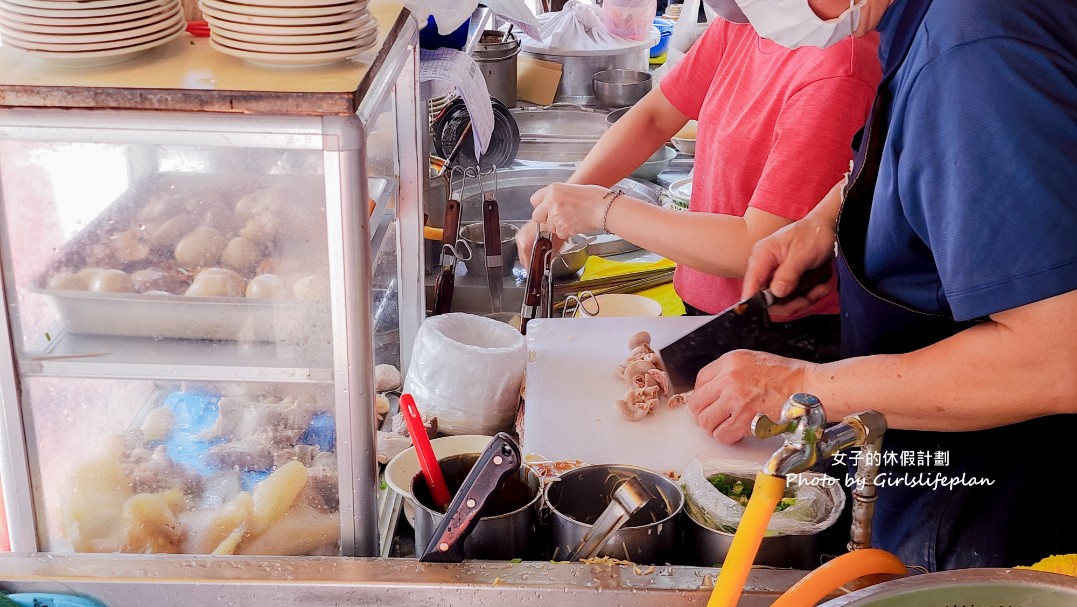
[518,0,879,353]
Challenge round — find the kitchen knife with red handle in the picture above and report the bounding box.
[520,230,554,335]
[419,432,521,563]
[431,197,461,316]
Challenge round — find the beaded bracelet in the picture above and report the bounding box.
[601,189,624,235]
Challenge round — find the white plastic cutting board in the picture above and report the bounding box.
[522,316,782,474]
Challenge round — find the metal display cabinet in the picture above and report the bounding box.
[0,5,423,557]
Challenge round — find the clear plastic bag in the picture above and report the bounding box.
[403,313,527,435]
[520,0,658,54]
[683,459,845,536]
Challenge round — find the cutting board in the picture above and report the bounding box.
[522,316,782,474]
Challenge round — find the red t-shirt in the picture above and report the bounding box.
[661,19,880,314]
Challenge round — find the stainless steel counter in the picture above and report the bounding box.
[0,553,819,606]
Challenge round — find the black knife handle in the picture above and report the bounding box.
[439,198,461,267]
[420,433,521,563]
[432,270,454,316]
[482,196,503,265]
[766,263,834,306]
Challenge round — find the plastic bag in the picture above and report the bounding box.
[683,459,845,536]
[602,0,657,41]
[403,313,527,435]
[520,0,658,54]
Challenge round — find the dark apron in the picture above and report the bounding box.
[836,0,1075,571]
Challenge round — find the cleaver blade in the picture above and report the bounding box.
[658,265,833,394]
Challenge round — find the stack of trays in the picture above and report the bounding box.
[0,0,184,67]
[199,0,378,68]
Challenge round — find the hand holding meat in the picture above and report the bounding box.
[687,350,814,445]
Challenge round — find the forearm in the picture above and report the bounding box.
[569,90,687,187]
[804,296,1077,430]
[604,196,779,277]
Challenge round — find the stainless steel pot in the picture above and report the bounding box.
[818,568,1077,607]
[521,46,649,106]
[459,222,519,277]
[473,31,520,108]
[682,508,821,569]
[411,453,543,560]
[545,464,683,564]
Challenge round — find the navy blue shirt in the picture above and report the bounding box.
[863,0,1077,321]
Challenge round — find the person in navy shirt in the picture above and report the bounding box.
[686,0,1076,571]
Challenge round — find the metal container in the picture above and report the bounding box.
[605,106,630,124]
[512,105,610,163]
[631,145,676,181]
[521,46,649,106]
[818,568,1077,607]
[411,453,543,561]
[545,464,684,564]
[592,69,652,108]
[682,508,821,569]
[459,222,519,276]
[473,30,520,108]
[551,235,590,279]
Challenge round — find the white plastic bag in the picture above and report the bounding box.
[403,313,527,435]
[683,459,845,536]
[520,0,658,54]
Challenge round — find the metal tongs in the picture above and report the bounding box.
[520,225,555,334]
[568,476,653,561]
[432,169,466,315]
[419,433,522,563]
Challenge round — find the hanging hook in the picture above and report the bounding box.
[562,290,600,318]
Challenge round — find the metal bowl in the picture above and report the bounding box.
[459,222,519,277]
[551,235,590,279]
[818,568,1077,607]
[631,145,677,181]
[605,106,631,125]
[592,69,652,108]
[682,507,821,569]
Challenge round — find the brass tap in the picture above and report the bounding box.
[751,394,887,551]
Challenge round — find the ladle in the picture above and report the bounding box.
[401,393,451,510]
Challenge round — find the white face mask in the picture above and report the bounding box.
[734,0,864,49]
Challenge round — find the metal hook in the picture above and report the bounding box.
[562,290,600,318]
[452,240,473,263]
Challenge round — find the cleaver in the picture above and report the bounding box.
[658,265,833,394]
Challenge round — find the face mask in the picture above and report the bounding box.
[735,0,864,49]
[704,0,750,24]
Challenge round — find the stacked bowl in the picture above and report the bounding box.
[0,0,184,67]
[199,0,378,68]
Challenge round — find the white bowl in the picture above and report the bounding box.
[671,135,695,156]
[384,434,493,526]
[576,293,663,318]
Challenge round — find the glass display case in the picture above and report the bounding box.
[0,5,422,557]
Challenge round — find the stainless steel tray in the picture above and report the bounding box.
[511,105,611,163]
[34,174,395,342]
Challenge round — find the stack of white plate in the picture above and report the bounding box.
[662,4,682,21]
[0,0,184,67]
[200,0,377,68]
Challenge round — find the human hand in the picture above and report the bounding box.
[687,350,815,445]
[529,183,609,241]
[741,215,837,317]
[516,220,538,270]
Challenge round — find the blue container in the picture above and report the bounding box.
[419,15,469,51]
[650,17,675,58]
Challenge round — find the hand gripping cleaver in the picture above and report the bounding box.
[658,264,833,394]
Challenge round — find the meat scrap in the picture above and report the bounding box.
[614,331,689,421]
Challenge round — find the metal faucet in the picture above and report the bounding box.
[751,393,887,551]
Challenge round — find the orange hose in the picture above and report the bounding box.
[769,548,907,607]
[707,472,787,607]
